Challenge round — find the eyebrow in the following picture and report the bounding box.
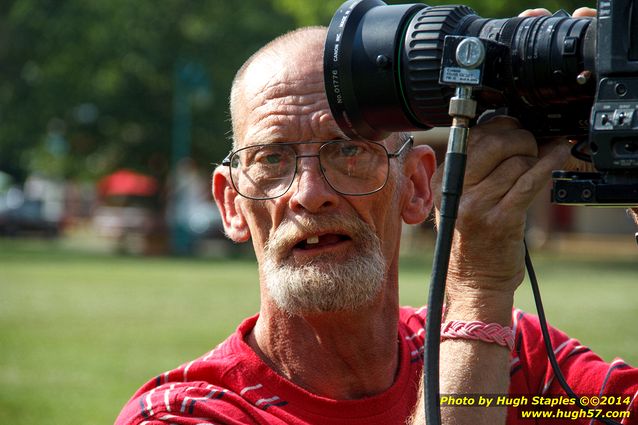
[239,140,348,150]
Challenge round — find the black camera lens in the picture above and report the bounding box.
[324,0,596,141]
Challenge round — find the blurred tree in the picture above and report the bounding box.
[273,0,596,24]
[0,0,296,182]
[0,0,596,183]
[427,0,595,17]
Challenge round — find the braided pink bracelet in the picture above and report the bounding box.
[441,320,514,351]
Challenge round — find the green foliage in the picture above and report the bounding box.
[270,0,597,24]
[0,0,597,183]
[0,0,296,181]
[426,0,596,17]
[272,0,345,26]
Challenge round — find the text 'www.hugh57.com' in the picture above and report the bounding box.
[440,395,632,421]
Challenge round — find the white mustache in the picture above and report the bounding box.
[264,215,376,261]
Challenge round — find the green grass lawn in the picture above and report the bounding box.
[0,239,636,425]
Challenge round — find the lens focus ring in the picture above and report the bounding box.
[401,5,477,127]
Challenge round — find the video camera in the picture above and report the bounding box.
[323,0,638,206]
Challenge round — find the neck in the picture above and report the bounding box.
[248,273,401,400]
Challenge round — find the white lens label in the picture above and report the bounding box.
[442,67,481,85]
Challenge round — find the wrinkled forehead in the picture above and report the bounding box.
[235,49,346,147]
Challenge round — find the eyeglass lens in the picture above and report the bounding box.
[229,140,390,199]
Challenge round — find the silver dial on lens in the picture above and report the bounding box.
[455,37,485,69]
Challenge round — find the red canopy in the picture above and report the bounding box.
[98,170,158,197]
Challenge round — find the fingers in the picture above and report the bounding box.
[499,141,571,212]
[473,155,539,204]
[572,7,597,17]
[519,7,596,18]
[518,8,551,17]
[475,114,520,130]
[464,117,538,186]
[430,117,539,208]
[537,137,566,158]
[432,118,568,219]
[432,114,566,204]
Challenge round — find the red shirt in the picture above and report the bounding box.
[116,308,637,424]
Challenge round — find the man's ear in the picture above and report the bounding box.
[212,167,250,243]
[401,144,437,225]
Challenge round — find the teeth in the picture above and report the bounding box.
[306,235,319,244]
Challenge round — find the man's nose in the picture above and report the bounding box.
[288,155,339,213]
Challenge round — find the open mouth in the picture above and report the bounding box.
[293,233,352,250]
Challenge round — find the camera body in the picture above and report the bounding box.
[554,0,638,205]
[323,0,638,206]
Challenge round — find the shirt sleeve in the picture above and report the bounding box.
[510,309,638,423]
[114,381,267,425]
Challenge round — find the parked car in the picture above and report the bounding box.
[0,187,61,237]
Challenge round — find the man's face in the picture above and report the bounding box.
[225,42,408,314]
[630,208,638,226]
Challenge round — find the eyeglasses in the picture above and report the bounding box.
[222,137,413,200]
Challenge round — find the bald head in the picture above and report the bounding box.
[229,27,329,147]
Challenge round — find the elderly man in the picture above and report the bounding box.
[117,22,638,425]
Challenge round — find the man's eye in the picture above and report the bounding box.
[264,154,282,164]
[340,144,361,157]
[255,150,285,165]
